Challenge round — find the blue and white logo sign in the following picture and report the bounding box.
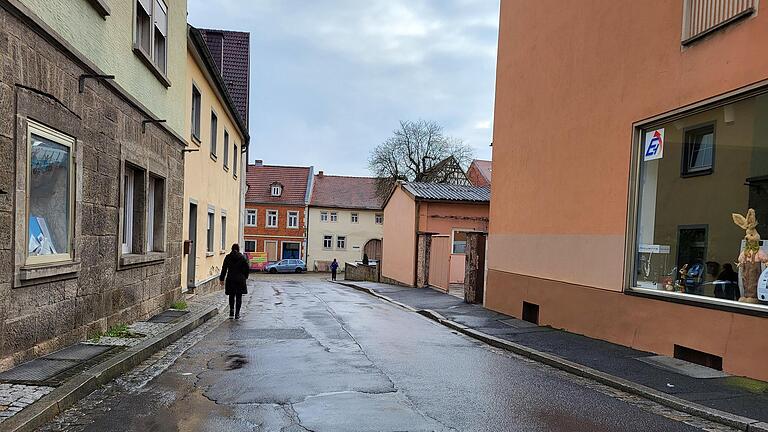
[643,129,664,161]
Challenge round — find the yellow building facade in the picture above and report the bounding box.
[182,26,248,294]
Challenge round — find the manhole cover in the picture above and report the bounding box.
[231,328,311,340]
[45,344,113,361]
[148,310,189,323]
[0,358,78,383]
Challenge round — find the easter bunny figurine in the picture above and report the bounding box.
[732,209,768,303]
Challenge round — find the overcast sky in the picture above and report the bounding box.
[188,0,499,177]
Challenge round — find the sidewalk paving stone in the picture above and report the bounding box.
[342,280,768,425]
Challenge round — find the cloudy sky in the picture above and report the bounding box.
[188,0,499,176]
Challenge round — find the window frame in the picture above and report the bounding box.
[625,82,768,315]
[25,120,76,266]
[210,110,218,159]
[287,211,299,229]
[233,143,238,178]
[323,235,333,250]
[246,209,257,226]
[375,213,384,224]
[351,212,359,224]
[336,235,347,250]
[206,208,215,254]
[266,210,278,228]
[223,129,230,171]
[271,183,282,197]
[680,123,716,177]
[244,240,256,253]
[221,214,227,252]
[320,211,328,222]
[132,0,170,85]
[121,165,137,255]
[191,84,201,141]
[330,212,338,222]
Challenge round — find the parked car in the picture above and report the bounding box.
[265,259,307,274]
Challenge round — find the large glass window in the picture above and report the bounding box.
[27,122,74,264]
[633,93,768,309]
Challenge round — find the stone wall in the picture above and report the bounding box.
[0,5,185,371]
[344,262,378,282]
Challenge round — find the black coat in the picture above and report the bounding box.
[220,251,249,295]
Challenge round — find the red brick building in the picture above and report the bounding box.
[467,159,492,187]
[244,162,313,262]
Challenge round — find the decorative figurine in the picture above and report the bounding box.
[732,209,768,303]
[675,264,688,293]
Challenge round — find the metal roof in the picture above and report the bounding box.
[402,182,490,203]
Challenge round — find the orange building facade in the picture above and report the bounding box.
[244,163,313,263]
[488,0,768,380]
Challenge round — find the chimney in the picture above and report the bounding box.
[318,171,324,177]
[254,160,263,167]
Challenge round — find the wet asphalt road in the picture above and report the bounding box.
[41,275,720,431]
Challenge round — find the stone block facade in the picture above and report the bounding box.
[344,262,379,282]
[0,5,185,371]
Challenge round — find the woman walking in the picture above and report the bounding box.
[330,258,339,281]
[219,243,250,319]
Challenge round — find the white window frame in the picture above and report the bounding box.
[375,213,384,224]
[246,209,257,226]
[320,211,328,222]
[191,84,201,141]
[336,235,347,250]
[122,167,136,254]
[134,0,168,75]
[287,211,299,229]
[266,210,278,228]
[206,209,215,253]
[330,212,338,222]
[26,121,76,265]
[210,110,218,158]
[323,235,333,249]
[233,143,238,178]
[221,214,227,251]
[146,176,155,252]
[351,212,359,223]
[271,184,282,197]
[244,240,256,253]
[223,129,230,170]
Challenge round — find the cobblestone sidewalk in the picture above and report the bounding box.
[0,293,226,426]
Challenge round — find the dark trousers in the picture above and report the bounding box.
[228,294,242,317]
[331,269,337,280]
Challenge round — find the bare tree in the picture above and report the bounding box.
[369,120,474,198]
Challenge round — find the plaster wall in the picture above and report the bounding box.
[306,207,383,271]
[381,186,417,286]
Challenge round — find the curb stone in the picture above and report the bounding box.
[1,303,221,432]
[335,280,763,432]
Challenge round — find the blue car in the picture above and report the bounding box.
[265,259,307,274]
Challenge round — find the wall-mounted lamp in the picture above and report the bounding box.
[78,74,115,93]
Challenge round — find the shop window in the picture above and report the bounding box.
[146,175,166,252]
[337,236,346,250]
[287,211,299,228]
[206,209,214,253]
[323,235,332,249]
[682,124,715,176]
[122,165,146,254]
[633,92,768,309]
[26,121,75,265]
[266,210,278,228]
[246,209,256,226]
[244,240,256,253]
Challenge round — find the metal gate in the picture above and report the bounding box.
[428,235,450,291]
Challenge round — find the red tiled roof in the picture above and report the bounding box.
[246,165,312,205]
[470,160,492,184]
[310,175,382,210]
[199,29,250,127]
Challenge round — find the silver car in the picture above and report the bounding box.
[265,259,307,274]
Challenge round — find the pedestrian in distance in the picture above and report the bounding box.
[330,258,339,281]
[220,243,249,319]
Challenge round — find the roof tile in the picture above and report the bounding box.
[310,175,382,210]
[246,165,312,205]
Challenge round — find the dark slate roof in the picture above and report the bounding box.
[403,182,490,203]
[246,165,312,205]
[199,28,250,127]
[310,175,382,210]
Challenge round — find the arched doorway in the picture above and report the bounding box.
[363,239,382,262]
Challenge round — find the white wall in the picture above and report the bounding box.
[306,207,383,271]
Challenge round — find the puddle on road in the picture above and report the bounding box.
[225,354,249,370]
